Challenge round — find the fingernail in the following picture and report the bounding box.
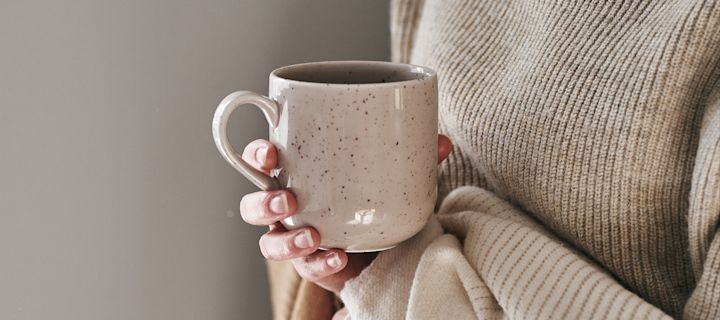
[293,229,313,249]
[255,146,269,164]
[269,192,289,214]
[326,252,341,269]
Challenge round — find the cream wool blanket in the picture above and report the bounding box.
[341,186,672,319]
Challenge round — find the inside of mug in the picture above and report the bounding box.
[273,61,433,84]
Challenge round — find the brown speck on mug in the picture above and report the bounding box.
[226,60,442,252]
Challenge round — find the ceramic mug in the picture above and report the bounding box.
[212,61,438,252]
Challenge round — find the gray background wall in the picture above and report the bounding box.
[0,1,389,319]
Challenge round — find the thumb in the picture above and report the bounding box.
[438,134,452,163]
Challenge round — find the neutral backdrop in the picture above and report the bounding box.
[0,1,389,319]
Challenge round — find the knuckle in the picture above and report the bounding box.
[239,193,249,208]
[240,192,275,224]
[258,236,270,259]
[261,191,275,207]
[294,260,320,280]
[300,254,314,264]
[239,196,252,221]
[240,210,255,225]
[260,233,296,260]
[280,236,295,258]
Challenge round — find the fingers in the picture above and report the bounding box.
[292,249,348,282]
[332,308,349,320]
[240,190,297,225]
[259,227,320,260]
[243,137,449,169]
[293,251,377,294]
[242,136,449,172]
[438,134,453,163]
[335,252,378,281]
[241,139,277,174]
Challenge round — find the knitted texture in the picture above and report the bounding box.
[342,187,673,319]
[340,0,720,319]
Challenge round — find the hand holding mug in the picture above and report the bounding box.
[213,61,440,251]
[212,61,442,306]
[237,135,452,295]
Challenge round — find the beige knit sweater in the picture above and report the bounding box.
[337,1,720,319]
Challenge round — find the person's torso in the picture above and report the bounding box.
[404,0,720,315]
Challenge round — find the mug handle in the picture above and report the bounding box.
[212,91,281,191]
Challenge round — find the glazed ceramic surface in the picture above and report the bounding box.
[213,61,438,252]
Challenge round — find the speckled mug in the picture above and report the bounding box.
[212,61,438,252]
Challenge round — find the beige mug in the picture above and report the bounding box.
[212,61,438,252]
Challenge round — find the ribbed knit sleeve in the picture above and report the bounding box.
[684,84,720,319]
[380,1,720,318]
[389,0,424,63]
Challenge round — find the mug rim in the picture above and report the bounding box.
[269,60,437,87]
